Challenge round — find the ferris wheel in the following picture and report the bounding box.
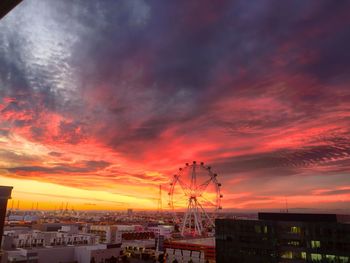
[168,161,223,236]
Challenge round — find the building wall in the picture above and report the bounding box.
[0,187,12,263]
[216,217,350,263]
[148,225,174,239]
[89,225,118,244]
[36,246,75,263]
[164,240,215,262]
[4,244,121,263]
[3,229,97,249]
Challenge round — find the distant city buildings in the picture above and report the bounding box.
[127,209,133,217]
[216,212,350,263]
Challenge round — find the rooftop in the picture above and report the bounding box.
[170,237,215,247]
[258,212,350,223]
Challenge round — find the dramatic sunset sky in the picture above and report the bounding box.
[0,0,349,211]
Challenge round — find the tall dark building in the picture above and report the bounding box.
[216,213,350,263]
[0,186,13,262]
[0,0,22,20]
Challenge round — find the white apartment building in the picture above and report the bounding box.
[4,244,121,263]
[88,225,144,244]
[88,225,118,244]
[2,226,98,250]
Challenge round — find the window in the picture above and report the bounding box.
[326,255,336,260]
[254,225,261,233]
[301,252,306,260]
[263,226,268,234]
[311,253,322,261]
[288,241,300,246]
[281,251,293,259]
[339,257,349,263]
[311,240,321,248]
[290,226,301,234]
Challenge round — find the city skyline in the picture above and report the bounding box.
[0,0,350,211]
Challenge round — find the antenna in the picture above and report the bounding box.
[36,202,39,211]
[285,196,289,213]
[16,200,20,210]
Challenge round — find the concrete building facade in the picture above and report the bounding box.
[5,244,121,263]
[3,227,98,250]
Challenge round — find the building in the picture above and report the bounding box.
[4,243,121,263]
[2,226,98,250]
[127,209,133,217]
[89,225,118,244]
[147,225,174,239]
[0,187,12,240]
[0,186,13,263]
[216,213,350,263]
[165,237,215,263]
[0,0,22,20]
[32,223,81,232]
[89,224,150,244]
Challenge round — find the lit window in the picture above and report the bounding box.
[311,253,322,261]
[311,240,321,248]
[254,225,261,233]
[339,256,349,263]
[263,226,268,234]
[281,251,293,259]
[288,241,300,246]
[301,252,306,260]
[290,226,301,234]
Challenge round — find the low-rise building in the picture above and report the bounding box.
[89,225,118,244]
[3,226,98,250]
[148,225,174,239]
[5,243,121,263]
[165,237,215,263]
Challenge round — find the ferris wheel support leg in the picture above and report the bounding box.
[196,202,204,232]
[198,201,215,227]
[181,201,191,236]
[193,200,202,236]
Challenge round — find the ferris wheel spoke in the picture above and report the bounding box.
[177,177,191,196]
[198,194,218,208]
[197,201,215,227]
[196,177,212,196]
